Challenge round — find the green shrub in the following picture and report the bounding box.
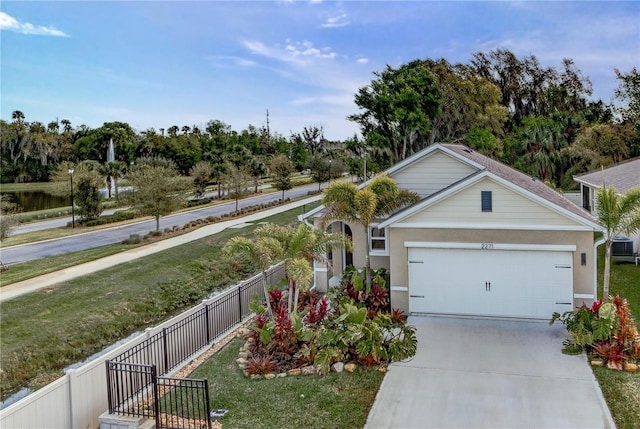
[82,210,137,227]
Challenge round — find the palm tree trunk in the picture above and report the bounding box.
[156,215,160,232]
[287,278,294,314]
[603,241,612,302]
[293,287,300,314]
[364,226,372,287]
[261,272,274,319]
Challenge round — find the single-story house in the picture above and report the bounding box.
[574,157,640,255]
[301,143,603,319]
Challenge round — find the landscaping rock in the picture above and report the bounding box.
[344,363,357,373]
[590,360,603,367]
[301,366,317,376]
[378,366,388,373]
[236,357,247,368]
[623,362,638,373]
[288,368,302,376]
[250,374,261,380]
[332,362,345,373]
[264,373,276,380]
[238,351,251,359]
[277,373,287,378]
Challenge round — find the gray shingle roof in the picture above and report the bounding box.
[442,144,597,224]
[574,158,640,194]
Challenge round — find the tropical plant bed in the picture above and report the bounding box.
[235,266,417,378]
[550,296,639,371]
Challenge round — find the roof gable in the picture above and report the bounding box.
[389,149,479,198]
[387,174,598,230]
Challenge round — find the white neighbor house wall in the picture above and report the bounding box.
[0,264,285,429]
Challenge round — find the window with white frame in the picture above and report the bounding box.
[369,225,389,255]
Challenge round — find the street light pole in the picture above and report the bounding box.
[68,168,75,228]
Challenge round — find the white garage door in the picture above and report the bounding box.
[408,247,573,319]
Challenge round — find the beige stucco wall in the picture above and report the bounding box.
[388,228,596,314]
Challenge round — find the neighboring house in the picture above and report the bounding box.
[574,157,640,255]
[301,143,602,319]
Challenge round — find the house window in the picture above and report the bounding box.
[481,191,492,212]
[369,225,389,255]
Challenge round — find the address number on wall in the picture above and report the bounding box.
[481,243,494,250]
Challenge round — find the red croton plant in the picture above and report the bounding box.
[588,296,639,370]
[595,296,640,370]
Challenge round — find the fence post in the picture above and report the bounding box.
[238,281,243,321]
[67,369,78,429]
[204,378,212,429]
[204,301,211,344]
[162,328,169,374]
[152,365,159,424]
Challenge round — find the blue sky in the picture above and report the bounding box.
[1,1,639,141]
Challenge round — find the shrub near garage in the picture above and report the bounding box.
[551,295,640,370]
[242,268,417,376]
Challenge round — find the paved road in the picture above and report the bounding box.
[1,183,324,265]
[0,196,318,302]
[365,316,615,429]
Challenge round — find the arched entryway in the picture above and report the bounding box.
[343,224,353,269]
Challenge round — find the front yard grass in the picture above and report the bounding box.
[189,337,384,429]
[594,245,640,429]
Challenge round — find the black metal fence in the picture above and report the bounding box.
[156,377,211,429]
[105,361,157,419]
[105,262,286,426]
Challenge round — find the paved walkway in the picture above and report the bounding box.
[365,316,615,429]
[0,195,320,302]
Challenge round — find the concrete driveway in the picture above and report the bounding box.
[365,316,615,429]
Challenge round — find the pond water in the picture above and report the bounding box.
[4,191,70,212]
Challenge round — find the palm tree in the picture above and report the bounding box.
[223,235,283,319]
[321,175,419,286]
[255,223,352,315]
[596,184,640,300]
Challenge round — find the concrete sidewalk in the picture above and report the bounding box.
[0,195,320,303]
[365,316,615,429]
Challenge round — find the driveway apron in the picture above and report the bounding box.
[365,316,615,429]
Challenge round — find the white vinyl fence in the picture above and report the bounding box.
[0,262,285,429]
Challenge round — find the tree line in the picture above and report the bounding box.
[2,49,638,191]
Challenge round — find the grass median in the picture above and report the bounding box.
[0,202,319,401]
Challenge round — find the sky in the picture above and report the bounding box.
[1,1,639,141]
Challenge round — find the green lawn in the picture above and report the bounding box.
[0,203,319,400]
[188,337,384,429]
[594,245,640,429]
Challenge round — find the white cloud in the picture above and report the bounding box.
[356,58,369,64]
[244,39,337,64]
[322,13,349,28]
[0,12,69,37]
[285,40,337,59]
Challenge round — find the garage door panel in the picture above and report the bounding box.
[408,247,573,319]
